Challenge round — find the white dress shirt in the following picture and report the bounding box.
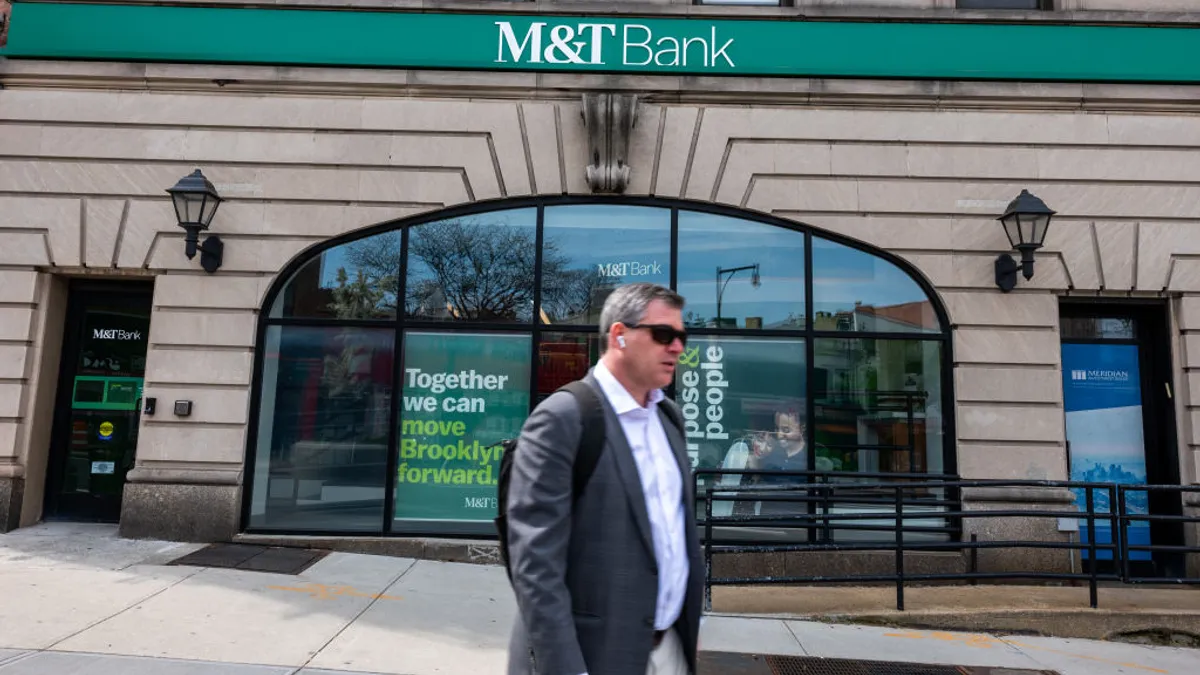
[592,362,690,632]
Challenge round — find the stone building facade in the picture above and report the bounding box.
[0,0,1197,577]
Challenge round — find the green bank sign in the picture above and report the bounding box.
[6,2,1200,82]
[496,20,734,69]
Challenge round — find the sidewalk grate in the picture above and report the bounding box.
[766,657,976,674]
[698,653,1059,675]
[166,543,328,575]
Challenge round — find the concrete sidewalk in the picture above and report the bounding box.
[2,523,1198,675]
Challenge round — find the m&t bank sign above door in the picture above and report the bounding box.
[10,3,1200,83]
[496,21,735,69]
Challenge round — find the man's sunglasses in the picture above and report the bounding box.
[626,323,688,347]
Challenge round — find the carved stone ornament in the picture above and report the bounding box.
[582,93,638,194]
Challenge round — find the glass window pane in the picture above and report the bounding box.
[270,233,401,320]
[677,211,806,330]
[393,331,532,534]
[541,205,670,325]
[405,208,537,323]
[676,336,806,521]
[248,325,394,532]
[812,237,940,334]
[537,332,602,403]
[813,338,946,477]
[1061,316,1136,341]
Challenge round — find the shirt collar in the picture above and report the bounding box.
[593,360,665,415]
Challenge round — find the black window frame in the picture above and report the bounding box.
[241,196,956,538]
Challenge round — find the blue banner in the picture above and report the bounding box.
[1061,343,1149,561]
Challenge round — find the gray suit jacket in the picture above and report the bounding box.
[506,373,704,675]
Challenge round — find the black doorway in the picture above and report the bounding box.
[1059,301,1184,578]
[44,280,153,522]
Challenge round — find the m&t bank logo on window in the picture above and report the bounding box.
[597,261,664,278]
[93,329,143,341]
[495,21,735,69]
[1071,369,1130,382]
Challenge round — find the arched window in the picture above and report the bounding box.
[243,199,953,536]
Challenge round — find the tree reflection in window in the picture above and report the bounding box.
[405,216,536,322]
[538,263,605,325]
[326,235,401,320]
[272,233,400,320]
[403,210,606,324]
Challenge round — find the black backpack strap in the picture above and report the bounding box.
[560,380,606,501]
[657,398,685,437]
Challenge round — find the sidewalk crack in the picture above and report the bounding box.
[783,621,810,656]
[43,567,205,652]
[287,559,419,675]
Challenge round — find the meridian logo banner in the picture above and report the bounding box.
[1070,369,1130,382]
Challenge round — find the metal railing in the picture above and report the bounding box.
[1118,484,1200,584]
[697,471,1200,611]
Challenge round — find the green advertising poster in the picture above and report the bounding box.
[676,336,806,473]
[394,331,531,523]
[677,336,806,518]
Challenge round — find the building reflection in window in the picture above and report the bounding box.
[249,325,393,531]
[813,338,944,478]
[812,236,938,334]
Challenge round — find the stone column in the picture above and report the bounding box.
[119,273,267,542]
[951,292,1073,573]
[1175,296,1200,577]
[0,270,65,532]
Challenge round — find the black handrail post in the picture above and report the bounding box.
[895,484,905,611]
[821,483,833,543]
[969,533,978,585]
[704,485,714,613]
[905,393,916,474]
[1118,485,1131,584]
[1085,487,1098,609]
[1109,484,1122,583]
[809,473,824,545]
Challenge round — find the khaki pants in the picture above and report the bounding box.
[646,628,689,675]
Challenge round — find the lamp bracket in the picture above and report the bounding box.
[995,253,1038,293]
[199,235,223,274]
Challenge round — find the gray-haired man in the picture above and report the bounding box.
[506,282,704,675]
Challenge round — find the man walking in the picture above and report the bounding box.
[505,283,704,675]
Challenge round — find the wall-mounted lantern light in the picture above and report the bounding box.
[166,169,224,273]
[995,189,1055,293]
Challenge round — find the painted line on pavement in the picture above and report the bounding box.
[884,629,1168,674]
[266,583,403,601]
[288,558,418,675]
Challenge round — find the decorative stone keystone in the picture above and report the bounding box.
[582,93,638,194]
